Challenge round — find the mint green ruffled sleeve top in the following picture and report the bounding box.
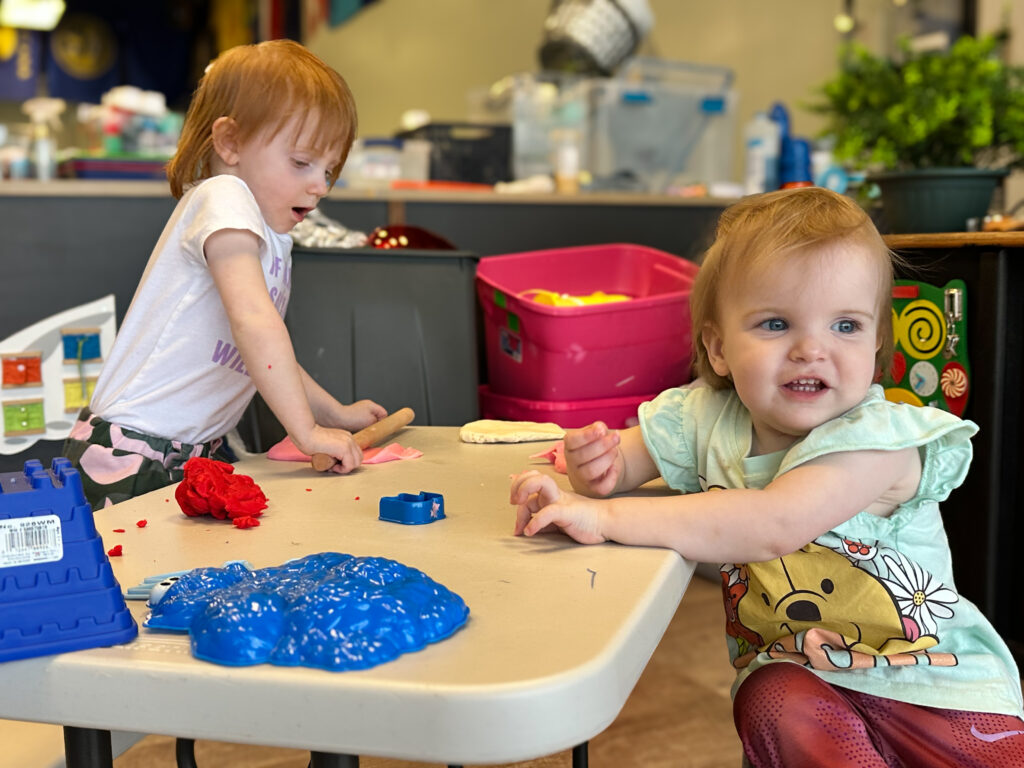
[639,384,1023,717]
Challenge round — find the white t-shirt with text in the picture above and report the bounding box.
[90,175,293,444]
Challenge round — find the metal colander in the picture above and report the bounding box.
[539,0,654,76]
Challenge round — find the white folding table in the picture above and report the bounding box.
[0,427,694,766]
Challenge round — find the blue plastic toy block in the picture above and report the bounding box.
[0,458,137,662]
[378,491,445,525]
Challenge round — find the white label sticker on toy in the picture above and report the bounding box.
[0,515,63,567]
[499,327,523,363]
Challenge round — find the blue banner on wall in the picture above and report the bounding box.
[0,28,41,101]
[45,11,120,103]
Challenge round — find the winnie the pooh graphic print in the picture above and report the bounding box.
[724,537,959,670]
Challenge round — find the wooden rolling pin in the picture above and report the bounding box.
[310,406,416,472]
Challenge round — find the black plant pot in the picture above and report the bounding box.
[869,167,1008,234]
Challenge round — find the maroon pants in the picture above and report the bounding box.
[734,662,1024,767]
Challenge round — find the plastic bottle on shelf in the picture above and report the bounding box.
[811,140,849,193]
[769,101,790,143]
[550,127,581,194]
[779,136,814,189]
[743,111,780,195]
[21,97,65,181]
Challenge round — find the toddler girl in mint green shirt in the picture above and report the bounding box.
[511,187,1023,767]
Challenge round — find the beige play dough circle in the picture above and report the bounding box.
[459,419,565,443]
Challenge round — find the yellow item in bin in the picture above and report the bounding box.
[521,289,632,307]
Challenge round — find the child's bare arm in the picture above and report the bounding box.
[206,229,362,469]
[298,365,386,430]
[516,447,921,563]
[603,447,920,561]
[564,424,660,496]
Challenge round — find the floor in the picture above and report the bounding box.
[111,573,744,768]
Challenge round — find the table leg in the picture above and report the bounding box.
[309,752,359,767]
[175,739,360,768]
[63,726,113,768]
[572,741,589,768]
[176,737,198,768]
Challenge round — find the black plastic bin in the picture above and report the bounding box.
[397,123,512,185]
[238,247,480,453]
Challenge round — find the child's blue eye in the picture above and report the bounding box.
[833,319,859,333]
[760,318,787,331]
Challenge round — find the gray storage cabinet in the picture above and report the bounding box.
[240,247,480,451]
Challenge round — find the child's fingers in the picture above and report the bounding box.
[508,469,539,500]
[572,449,616,481]
[513,501,536,535]
[513,489,556,536]
[562,422,608,450]
[511,471,565,535]
[564,431,620,470]
[525,504,605,544]
[509,470,553,504]
[327,436,363,474]
[509,470,529,503]
[523,503,572,537]
[570,440,622,494]
[587,468,619,497]
[522,505,553,536]
[329,451,360,474]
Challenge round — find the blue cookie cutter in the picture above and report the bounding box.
[378,491,445,525]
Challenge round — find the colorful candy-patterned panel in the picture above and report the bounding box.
[2,399,46,436]
[1,353,43,388]
[61,328,102,362]
[63,377,98,413]
[879,280,969,416]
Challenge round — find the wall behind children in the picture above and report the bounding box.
[303,0,916,172]
[1,0,1002,185]
[302,0,1019,207]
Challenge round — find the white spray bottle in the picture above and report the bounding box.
[22,97,66,181]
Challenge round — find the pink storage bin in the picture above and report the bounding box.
[478,385,655,429]
[476,243,698,400]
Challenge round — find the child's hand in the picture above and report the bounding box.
[304,426,364,474]
[510,470,607,544]
[564,421,622,497]
[334,400,387,431]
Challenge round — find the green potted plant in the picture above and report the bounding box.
[812,33,1024,232]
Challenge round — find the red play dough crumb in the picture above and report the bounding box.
[232,515,261,529]
[112,528,125,533]
[136,519,148,528]
[176,457,267,525]
[355,496,360,501]
[107,545,123,557]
